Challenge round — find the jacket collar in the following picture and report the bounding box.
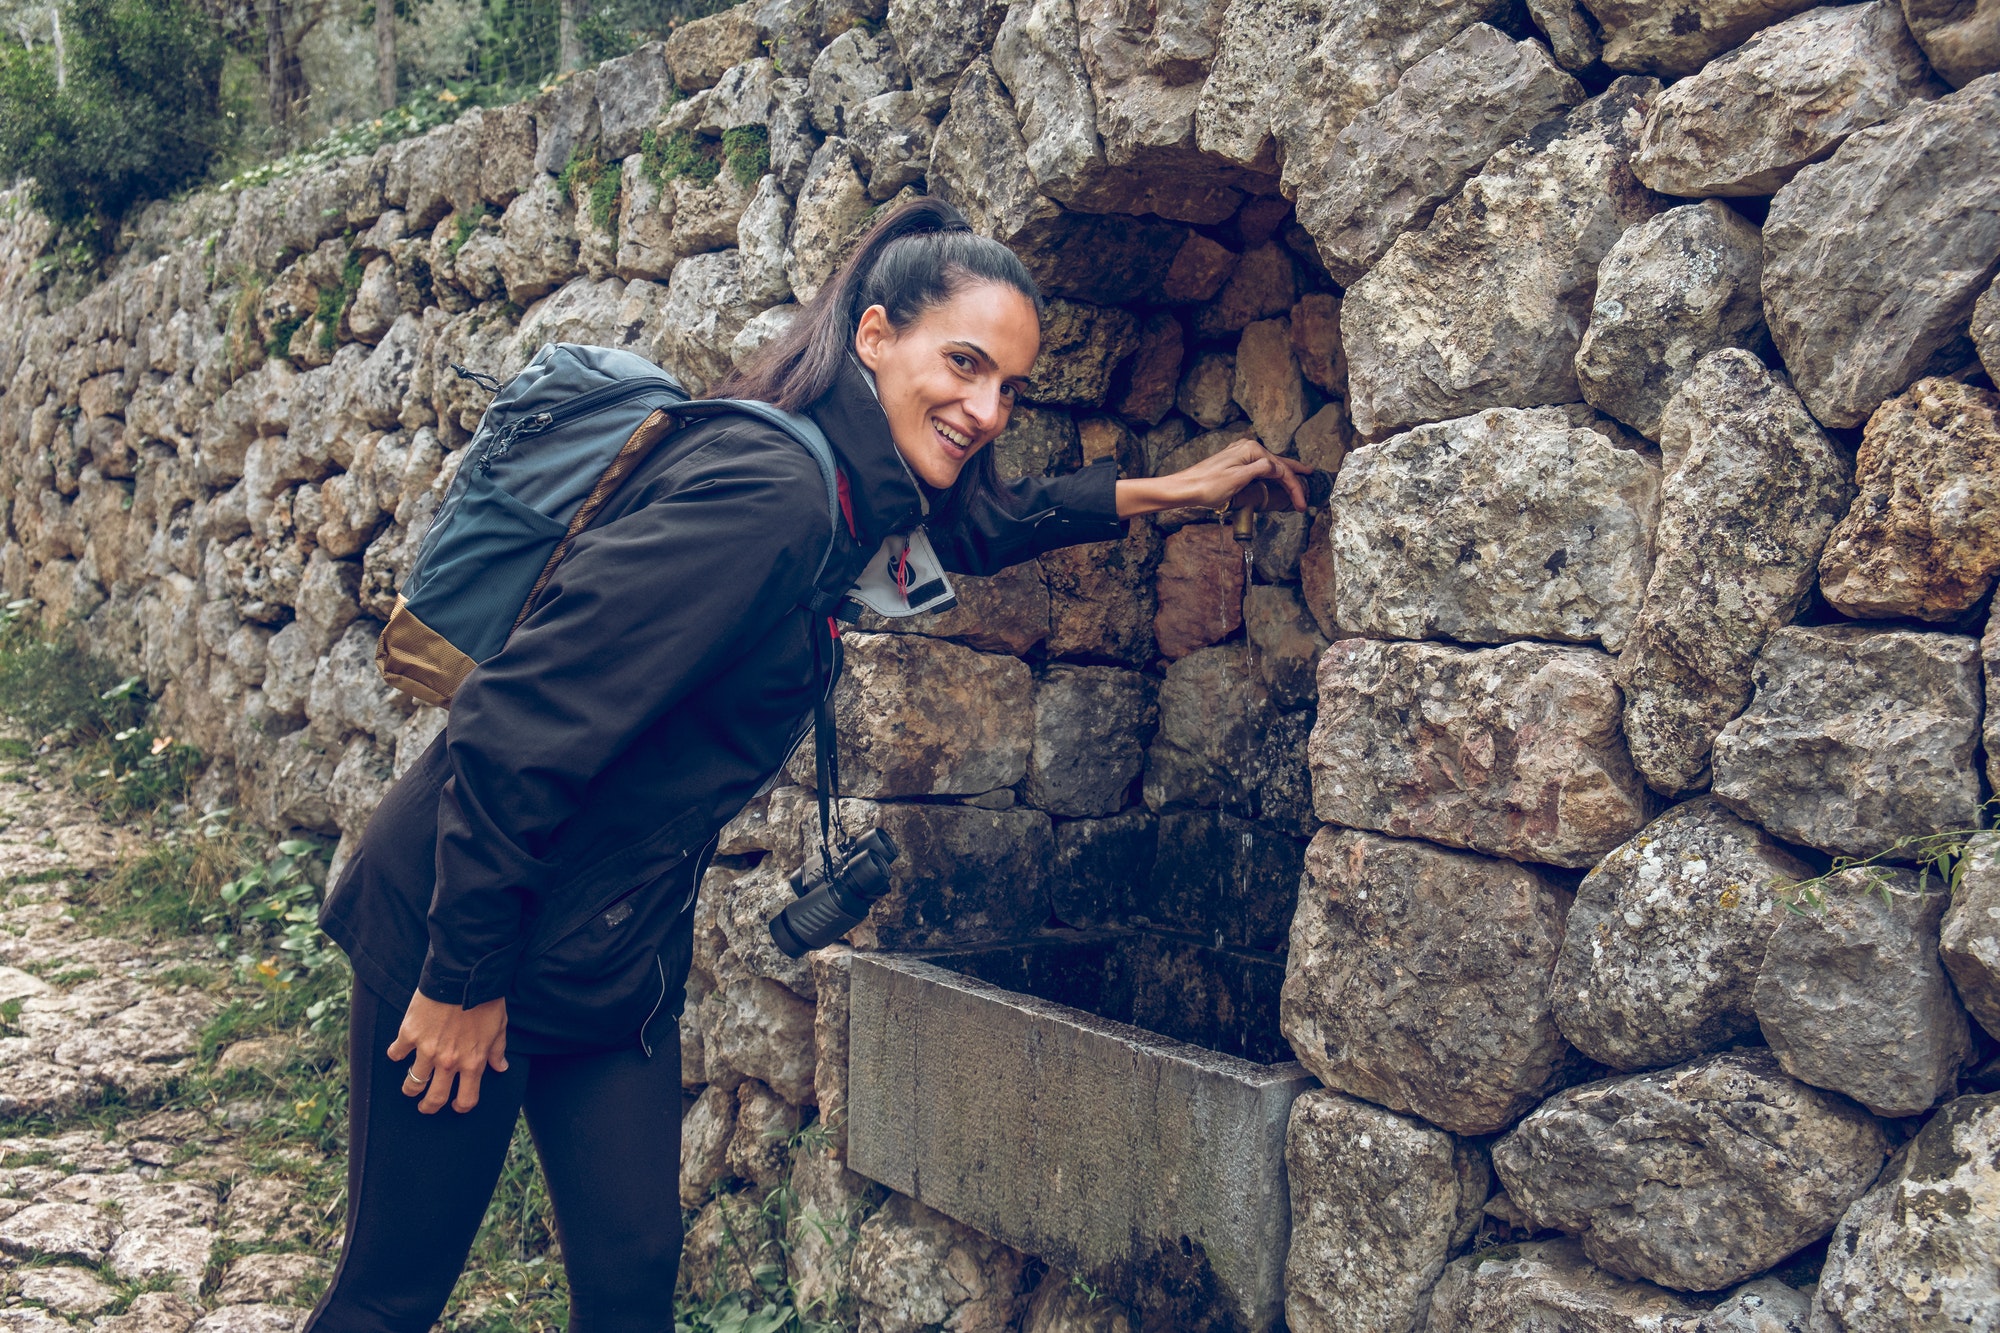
[807,353,925,546]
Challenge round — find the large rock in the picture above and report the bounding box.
[786,138,874,305]
[990,0,1252,223]
[1575,202,1769,441]
[1310,638,1650,868]
[1762,75,2000,429]
[1068,0,1258,209]
[655,250,759,394]
[1297,24,1584,287]
[1941,830,2000,1037]
[1195,0,1510,197]
[1152,524,1245,661]
[1816,377,2000,621]
[1492,1050,1889,1292]
[1325,406,1660,651]
[1024,665,1157,818]
[1811,1092,2000,1332]
[1025,300,1139,407]
[1042,523,1160,667]
[702,977,817,1104]
[797,800,1055,951]
[1145,642,1306,825]
[1552,797,1811,1072]
[787,1143,887,1314]
[1754,867,1973,1117]
[1140,809,1303,951]
[680,1083,737,1207]
[1978,272,2000,382]
[1284,1090,1489,1333]
[850,1193,1029,1333]
[1244,583,1326,709]
[808,27,907,134]
[929,57,1188,305]
[665,5,763,90]
[1342,78,1666,439]
[1710,625,1983,860]
[1051,809,1155,928]
[1632,2,1945,198]
[1989,606,2000,795]
[1423,1239,1714,1331]
[1614,350,1854,797]
[1282,828,1577,1136]
[1902,0,2000,86]
[804,632,1033,797]
[1583,0,1824,76]
[887,0,1006,98]
[1231,318,1305,452]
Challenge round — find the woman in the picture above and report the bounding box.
[310,197,1309,1332]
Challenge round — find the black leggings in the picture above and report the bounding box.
[305,982,685,1333]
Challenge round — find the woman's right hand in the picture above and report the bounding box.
[1114,438,1314,518]
[389,993,510,1114]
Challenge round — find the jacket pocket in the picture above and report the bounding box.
[510,849,705,1045]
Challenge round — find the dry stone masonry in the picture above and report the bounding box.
[1,0,1998,1329]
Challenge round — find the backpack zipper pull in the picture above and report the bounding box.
[477,412,554,474]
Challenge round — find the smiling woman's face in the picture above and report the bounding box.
[852,279,1041,490]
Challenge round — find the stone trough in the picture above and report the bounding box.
[846,930,1313,1333]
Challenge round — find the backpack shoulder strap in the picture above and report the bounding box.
[670,398,845,598]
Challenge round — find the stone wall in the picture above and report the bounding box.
[1,0,1998,1329]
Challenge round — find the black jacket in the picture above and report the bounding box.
[321,356,1123,1052]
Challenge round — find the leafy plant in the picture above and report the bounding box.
[0,0,231,234]
[1778,799,1999,913]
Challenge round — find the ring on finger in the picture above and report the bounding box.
[402,1068,427,1088]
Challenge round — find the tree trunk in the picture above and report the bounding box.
[49,5,64,90]
[375,0,395,110]
[558,0,588,72]
[265,0,292,125]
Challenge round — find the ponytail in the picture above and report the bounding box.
[715,196,1042,412]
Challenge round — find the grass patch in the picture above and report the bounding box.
[641,127,721,188]
[265,314,307,361]
[314,253,366,353]
[722,126,769,189]
[0,610,200,821]
[558,150,623,237]
[0,997,22,1036]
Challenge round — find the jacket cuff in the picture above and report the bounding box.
[418,944,518,1009]
[1065,458,1122,528]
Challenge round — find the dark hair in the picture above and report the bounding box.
[715,196,1043,414]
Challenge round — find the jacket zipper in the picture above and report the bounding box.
[639,954,669,1058]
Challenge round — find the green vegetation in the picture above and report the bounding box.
[1779,797,1998,912]
[558,149,623,235]
[643,126,721,188]
[0,601,200,820]
[722,125,770,189]
[0,0,230,235]
[314,252,367,353]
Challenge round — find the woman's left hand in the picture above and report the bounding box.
[1114,438,1315,518]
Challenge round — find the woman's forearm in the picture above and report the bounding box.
[1114,475,1197,518]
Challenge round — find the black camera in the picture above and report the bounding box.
[767,827,901,959]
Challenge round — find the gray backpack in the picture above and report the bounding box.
[374,342,848,708]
